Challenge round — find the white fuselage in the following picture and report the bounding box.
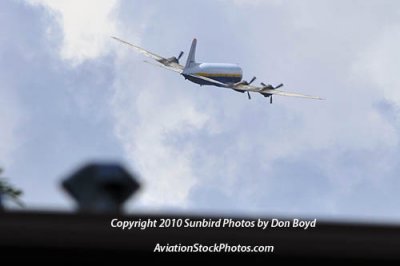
[183,63,243,86]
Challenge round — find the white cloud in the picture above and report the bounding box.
[111,58,209,207]
[353,24,400,105]
[110,1,400,213]
[223,0,282,7]
[24,0,207,208]
[27,0,118,64]
[0,85,25,166]
[17,0,400,218]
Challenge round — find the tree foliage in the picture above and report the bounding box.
[0,168,23,207]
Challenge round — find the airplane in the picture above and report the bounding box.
[112,37,323,103]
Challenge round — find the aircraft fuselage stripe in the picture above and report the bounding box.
[194,72,242,78]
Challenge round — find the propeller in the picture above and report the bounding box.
[240,76,256,86]
[244,77,256,99]
[260,82,284,104]
[248,76,256,85]
[177,51,184,62]
[261,82,284,90]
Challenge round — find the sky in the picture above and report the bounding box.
[1,0,400,221]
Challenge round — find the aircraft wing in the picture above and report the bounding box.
[143,60,183,73]
[230,84,263,92]
[186,74,230,87]
[112,36,184,73]
[233,84,323,100]
[182,76,323,100]
[259,88,323,99]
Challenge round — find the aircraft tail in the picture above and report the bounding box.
[185,38,197,68]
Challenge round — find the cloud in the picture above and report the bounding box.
[27,0,118,64]
[111,54,210,207]
[107,1,400,217]
[22,0,202,209]
[0,86,24,166]
[14,0,400,220]
[221,0,282,7]
[353,24,400,104]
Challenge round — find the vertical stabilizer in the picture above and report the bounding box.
[185,38,197,68]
